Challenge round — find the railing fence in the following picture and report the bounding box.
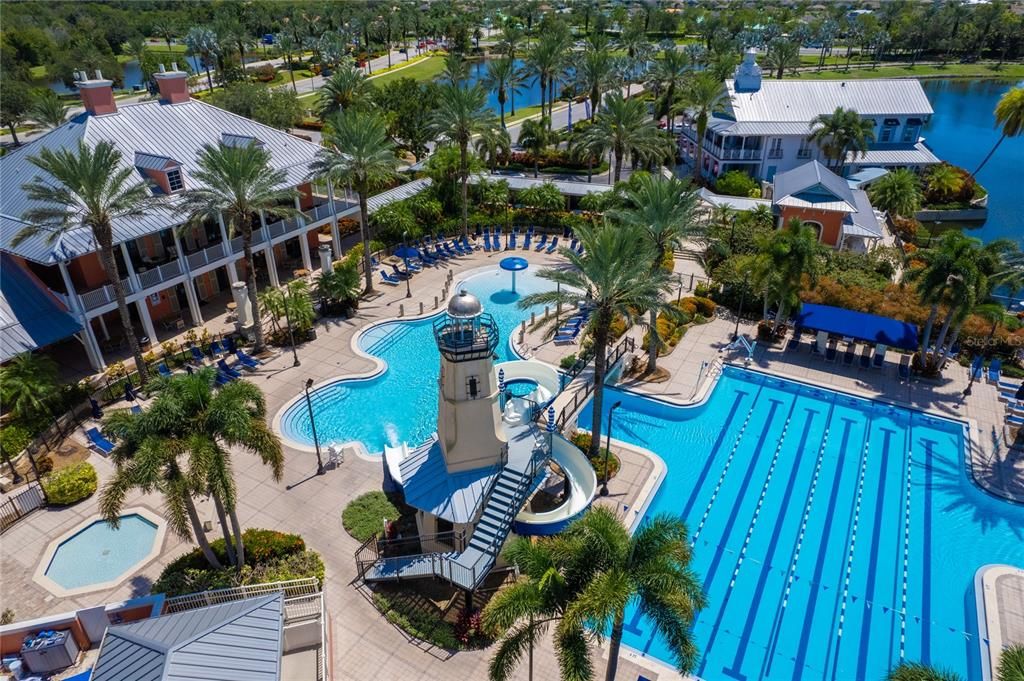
[0,483,46,534]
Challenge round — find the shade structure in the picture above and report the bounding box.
[393,245,419,259]
[500,257,529,293]
[792,303,919,350]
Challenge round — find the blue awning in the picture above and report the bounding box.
[792,303,918,350]
[1,253,82,362]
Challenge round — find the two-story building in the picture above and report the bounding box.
[0,67,353,373]
[678,49,939,182]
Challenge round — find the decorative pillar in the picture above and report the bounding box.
[231,281,255,339]
[135,298,158,345]
[265,244,281,288]
[58,261,105,372]
[119,242,141,292]
[218,213,239,284]
[296,197,313,271]
[326,183,342,257]
[172,227,203,326]
[318,245,333,272]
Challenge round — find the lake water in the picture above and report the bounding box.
[463,58,551,119]
[920,78,1024,245]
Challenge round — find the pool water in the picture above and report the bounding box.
[44,514,159,590]
[505,378,540,398]
[280,268,553,453]
[580,366,1023,680]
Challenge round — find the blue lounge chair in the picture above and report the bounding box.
[190,346,206,364]
[473,224,482,238]
[898,355,911,381]
[483,230,493,251]
[858,344,873,369]
[786,333,803,352]
[871,348,887,369]
[380,270,401,286]
[546,236,559,254]
[86,427,115,455]
[157,363,173,379]
[236,350,260,369]
[969,355,984,381]
[1008,413,1024,427]
[429,244,446,260]
[217,358,242,379]
[575,241,584,255]
[508,232,517,250]
[389,263,411,279]
[461,235,475,252]
[442,241,458,257]
[842,343,856,366]
[569,238,578,252]
[452,239,469,255]
[522,230,533,250]
[224,336,237,353]
[209,340,225,356]
[988,358,1002,383]
[563,225,572,238]
[215,371,234,386]
[825,339,838,362]
[404,258,423,272]
[417,248,437,266]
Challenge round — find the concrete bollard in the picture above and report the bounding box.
[530,311,536,325]
[419,302,424,315]
[399,304,404,317]
[544,306,549,319]
[434,295,439,309]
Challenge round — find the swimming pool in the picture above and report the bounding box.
[279,267,553,453]
[580,365,1024,681]
[42,513,160,591]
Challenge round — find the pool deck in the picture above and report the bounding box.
[976,564,1024,681]
[3,242,1021,681]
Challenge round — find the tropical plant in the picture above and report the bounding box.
[16,141,162,384]
[0,352,61,420]
[581,92,667,183]
[312,109,399,293]
[517,117,559,177]
[28,89,69,129]
[998,644,1024,681]
[763,39,801,79]
[972,86,1023,177]
[576,35,616,121]
[475,126,512,174]
[496,22,526,113]
[526,30,571,123]
[153,22,177,54]
[519,222,674,458]
[616,19,652,96]
[42,461,98,505]
[316,262,361,307]
[886,661,963,681]
[101,367,284,569]
[518,182,563,212]
[0,79,31,146]
[647,48,689,128]
[767,219,825,334]
[428,83,499,238]
[176,143,300,354]
[441,51,469,85]
[609,175,702,373]
[185,26,219,92]
[482,56,526,128]
[259,279,315,336]
[714,170,761,198]
[923,163,965,203]
[681,73,728,182]
[341,491,400,542]
[276,33,299,94]
[316,63,371,120]
[807,106,876,173]
[869,168,923,217]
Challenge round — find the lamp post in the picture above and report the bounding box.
[732,286,746,341]
[600,401,623,496]
[402,230,412,298]
[282,284,300,367]
[304,378,325,476]
[677,273,683,303]
[728,214,738,252]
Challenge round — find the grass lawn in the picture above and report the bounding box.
[505,103,545,125]
[368,55,445,87]
[787,62,1024,80]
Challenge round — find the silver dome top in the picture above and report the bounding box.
[447,290,483,319]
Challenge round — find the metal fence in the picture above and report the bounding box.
[162,577,321,614]
[0,483,46,534]
[555,335,636,431]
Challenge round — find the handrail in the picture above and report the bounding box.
[555,335,635,431]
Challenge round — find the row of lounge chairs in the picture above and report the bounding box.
[378,235,478,286]
[787,332,910,378]
[554,305,592,344]
[477,227,585,257]
[997,375,1024,430]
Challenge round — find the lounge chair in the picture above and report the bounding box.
[461,235,476,252]
[546,236,559,254]
[969,355,984,381]
[871,348,887,369]
[417,248,437,266]
[473,225,482,238]
[825,339,838,362]
[403,258,423,272]
[86,427,115,455]
[898,354,911,381]
[842,342,856,366]
[508,232,517,250]
[379,270,401,286]
[988,358,1002,383]
[575,241,585,255]
[389,263,410,279]
[563,225,572,238]
[442,241,458,257]
[483,230,493,251]
[224,336,237,354]
[190,346,206,364]
[217,358,242,379]
[859,344,873,369]
[522,230,532,250]
[157,363,173,379]
[1008,413,1024,427]
[569,238,578,252]
[555,325,582,344]
[209,340,225,356]
[215,370,235,386]
[534,234,548,252]
[236,350,260,370]
[433,244,449,260]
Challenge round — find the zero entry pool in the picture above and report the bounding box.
[580,365,1024,681]
[279,267,553,453]
[43,513,160,591]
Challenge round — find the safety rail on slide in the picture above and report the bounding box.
[555,336,636,431]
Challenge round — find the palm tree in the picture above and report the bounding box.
[428,84,499,238]
[185,26,219,92]
[0,353,60,421]
[647,49,689,129]
[886,661,963,681]
[277,33,299,94]
[576,35,616,122]
[681,73,728,182]
[316,64,371,120]
[29,89,69,129]
[998,644,1024,681]
[562,507,707,681]
[16,141,161,384]
[176,143,301,354]
[153,22,177,54]
[581,92,667,183]
[519,222,673,458]
[526,32,570,123]
[615,20,652,96]
[971,86,1024,177]
[475,126,512,174]
[807,106,875,173]
[609,175,702,373]
[869,168,923,217]
[517,117,558,177]
[763,39,800,79]
[441,51,469,85]
[483,56,525,128]
[312,109,399,293]
[924,163,964,202]
[496,22,526,114]
[768,219,824,334]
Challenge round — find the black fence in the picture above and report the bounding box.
[0,483,46,534]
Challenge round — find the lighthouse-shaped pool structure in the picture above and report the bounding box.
[370,290,598,590]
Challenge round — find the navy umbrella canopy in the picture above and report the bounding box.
[500,257,529,292]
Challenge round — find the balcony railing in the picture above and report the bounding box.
[231,228,268,255]
[186,241,227,270]
[137,259,183,290]
[307,201,335,223]
[79,277,135,311]
[266,216,302,240]
[720,148,762,160]
[768,148,784,159]
[797,149,813,159]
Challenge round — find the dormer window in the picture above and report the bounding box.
[134,152,184,194]
[167,168,184,192]
[222,133,264,149]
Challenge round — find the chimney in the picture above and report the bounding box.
[153,63,190,105]
[733,47,763,93]
[75,69,117,116]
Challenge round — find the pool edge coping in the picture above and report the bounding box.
[32,506,167,598]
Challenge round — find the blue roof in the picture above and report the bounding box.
[793,303,918,350]
[0,252,81,362]
[398,438,497,524]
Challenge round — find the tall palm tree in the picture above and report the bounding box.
[763,39,800,79]
[807,106,875,173]
[609,175,702,373]
[483,56,525,128]
[29,89,69,129]
[681,73,728,182]
[647,49,689,128]
[526,32,570,123]
[475,126,512,174]
[441,51,469,85]
[0,352,60,421]
[567,129,608,184]
[869,168,923,217]
[496,22,526,114]
[615,20,652,96]
[971,86,1024,177]
[153,22,177,54]
[185,26,219,92]
[517,117,558,177]
[311,109,399,293]
[277,33,299,94]
[576,35,616,121]
[176,143,300,354]
[998,644,1024,681]
[316,63,371,120]
[886,661,963,681]
[519,222,673,458]
[562,507,706,681]
[428,83,499,238]
[16,141,161,384]
[581,92,667,183]
[767,219,824,334]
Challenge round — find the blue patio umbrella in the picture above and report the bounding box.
[499,256,529,293]
[498,368,506,411]
[394,245,419,273]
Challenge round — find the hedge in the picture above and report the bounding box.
[342,492,400,542]
[42,462,97,505]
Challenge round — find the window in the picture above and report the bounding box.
[768,138,783,158]
[465,375,480,400]
[901,120,921,143]
[881,118,900,143]
[797,139,812,159]
[166,168,184,192]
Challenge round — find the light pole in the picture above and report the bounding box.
[304,378,325,476]
[600,401,623,496]
[732,286,746,341]
[402,230,412,298]
[728,214,738,252]
[282,284,300,367]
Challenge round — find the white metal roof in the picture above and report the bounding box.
[773,161,857,213]
[697,187,772,212]
[843,188,883,239]
[471,173,614,197]
[845,141,940,166]
[723,79,933,124]
[0,99,324,265]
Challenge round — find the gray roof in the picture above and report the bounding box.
[772,161,857,213]
[723,78,933,126]
[697,187,772,212]
[0,252,81,362]
[469,174,614,197]
[0,100,324,265]
[92,594,283,681]
[844,188,883,239]
[398,438,497,524]
[366,178,433,214]
[845,140,940,166]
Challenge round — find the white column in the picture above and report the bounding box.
[58,261,105,371]
[119,242,141,292]
[172,228,203,325]
[318,245,333,272]
[97,314,110,341]
[295,196,313,271]
[136,298,158,344]
[217,213,239,284]
[265,244,281,288]
[326,183,342,258]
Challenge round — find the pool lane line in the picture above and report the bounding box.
[722,405,821,679]
[826,412,875,681]
[694,396,795,679]
[919,434,938,665]
[789,416,860,677]
[891,418,913,666]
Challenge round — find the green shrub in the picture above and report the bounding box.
[42,462,97,505]
[151,550,325,597]
[342,492,400,542]
[0,423,32,457]
[714,170,761,198]
[372,592,461,650]
[690,296,717,317]
[35,455,53,475]
[590,451,621,480]
[559,353,578,371]
[161,528,307,574]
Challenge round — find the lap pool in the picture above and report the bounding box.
[278,267,552,453]
[580,365,1023,680]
